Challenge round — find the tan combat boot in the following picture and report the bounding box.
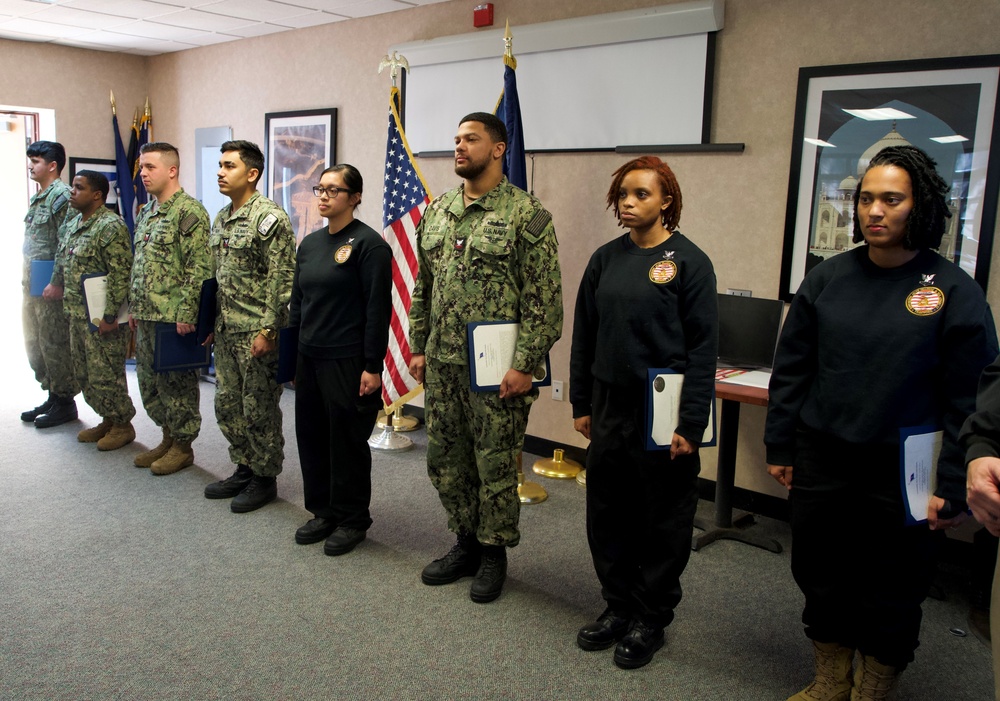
[850,654,899,701]
[134,428,172,468]
[97,422,136,451]
[78,418,113,443]
[151,440,194,475]
[788,641,854,701]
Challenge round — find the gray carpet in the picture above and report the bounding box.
[0,368,993,700]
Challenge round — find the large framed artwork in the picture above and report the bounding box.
[780,55,1000,300]
[264,108,337,245]
[68,157,120,214]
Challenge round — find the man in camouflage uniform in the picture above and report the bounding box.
[21,141,80,428]
[130,142,213,475]
[204,140,295,513]
[408,112,563,603]
[44,171,136,450]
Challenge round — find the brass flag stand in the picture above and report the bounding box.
[532,448,582,480]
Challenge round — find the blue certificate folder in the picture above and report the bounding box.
[153,322,211,373]
[276,326,299,385]
[645,368,716,451]
[196,278,218,345]
[466,320,551,392]
[29,260,55,297]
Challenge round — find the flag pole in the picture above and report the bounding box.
[369,52,420,453]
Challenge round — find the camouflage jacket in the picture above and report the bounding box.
[53,207,133,322]
[209,191,294,333]
[22,179,71,285]
[131,188,213,324]
[409,177,563,370]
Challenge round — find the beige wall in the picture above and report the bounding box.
[5,0,999,499]
[0,38,149,178]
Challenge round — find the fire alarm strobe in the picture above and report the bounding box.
[474,3,494,28]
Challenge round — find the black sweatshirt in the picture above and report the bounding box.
[288,219,392,374]
[570,231,718,445]
[765,246,998,501]
[961,355,1000,463]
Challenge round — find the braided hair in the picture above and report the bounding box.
[852,145,951,250]
[606,156,683,230]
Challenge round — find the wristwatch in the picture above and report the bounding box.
[103,313,118,324]
[259,327,278,341]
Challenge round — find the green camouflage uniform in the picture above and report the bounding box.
[22,179,78,399]
[53,208,136,424]
[209,191,294,477]
[409,177,563,546]
[131,189,213,444]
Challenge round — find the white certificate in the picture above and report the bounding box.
[900,427,942,525]
[466,321,550,392]
[646,369,715,450]
[81,273,129,331]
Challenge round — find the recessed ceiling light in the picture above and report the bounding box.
[842,108,916,121]
[804,138,836,148]
[930,134,969,144]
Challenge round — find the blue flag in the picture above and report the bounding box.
[112,112,135,234]
[495,62,527,191]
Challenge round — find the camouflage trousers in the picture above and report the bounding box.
[68,317,136,424]
[135,320,202,443]
[22,292,78,398]
[214,330,284,477]
[424,361,536,547]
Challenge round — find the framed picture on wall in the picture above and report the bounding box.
[780,55,1000,300]
[68,157,120,214]
[264,108,337,245]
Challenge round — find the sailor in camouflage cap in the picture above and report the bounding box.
[408,112,563,604]
[130,142,213,476]
[21,141,80,428]
[203,140,295,514]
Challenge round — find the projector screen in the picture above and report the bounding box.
[406,34,709,153]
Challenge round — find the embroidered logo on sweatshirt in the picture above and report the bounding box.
[334,244,352,264]
[649,251,677,284]
[906,286,944,316]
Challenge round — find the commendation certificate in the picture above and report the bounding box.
[466,321,550,392]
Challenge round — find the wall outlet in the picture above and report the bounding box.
[551,380,564,401]
[726,288,752,297]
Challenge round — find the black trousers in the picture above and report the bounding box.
[586,380,701,628]
[295,354,382,530]
[790,429,938,668]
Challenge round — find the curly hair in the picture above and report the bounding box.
[852,145,951,250]
[605,156,683,230]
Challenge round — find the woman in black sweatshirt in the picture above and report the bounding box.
[766,146,998,700]
[289,164,392,556]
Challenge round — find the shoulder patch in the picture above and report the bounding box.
[525,209,552,241]
[51,194,68,213]
[258,212,278,237]
[180,213,199,235]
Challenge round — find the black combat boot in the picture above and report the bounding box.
[469,545,507,603]
[204,464,253,499]
[421,532,482,585]
[21,394,54,422]
[34,396,78,428]
[230,475,277,513]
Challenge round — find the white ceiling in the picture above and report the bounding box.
[0,0,452,55]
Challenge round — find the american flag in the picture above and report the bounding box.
[381,86,431,409]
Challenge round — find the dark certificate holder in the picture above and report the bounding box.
[466,320,551,393]
[645,368,716,451]
[276,326,299,385]
[29,260,55,297]
[154,322,211,373]
[196,278,218,345]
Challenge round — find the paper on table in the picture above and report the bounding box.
[900,428,942,525]
[81,273,129,332]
